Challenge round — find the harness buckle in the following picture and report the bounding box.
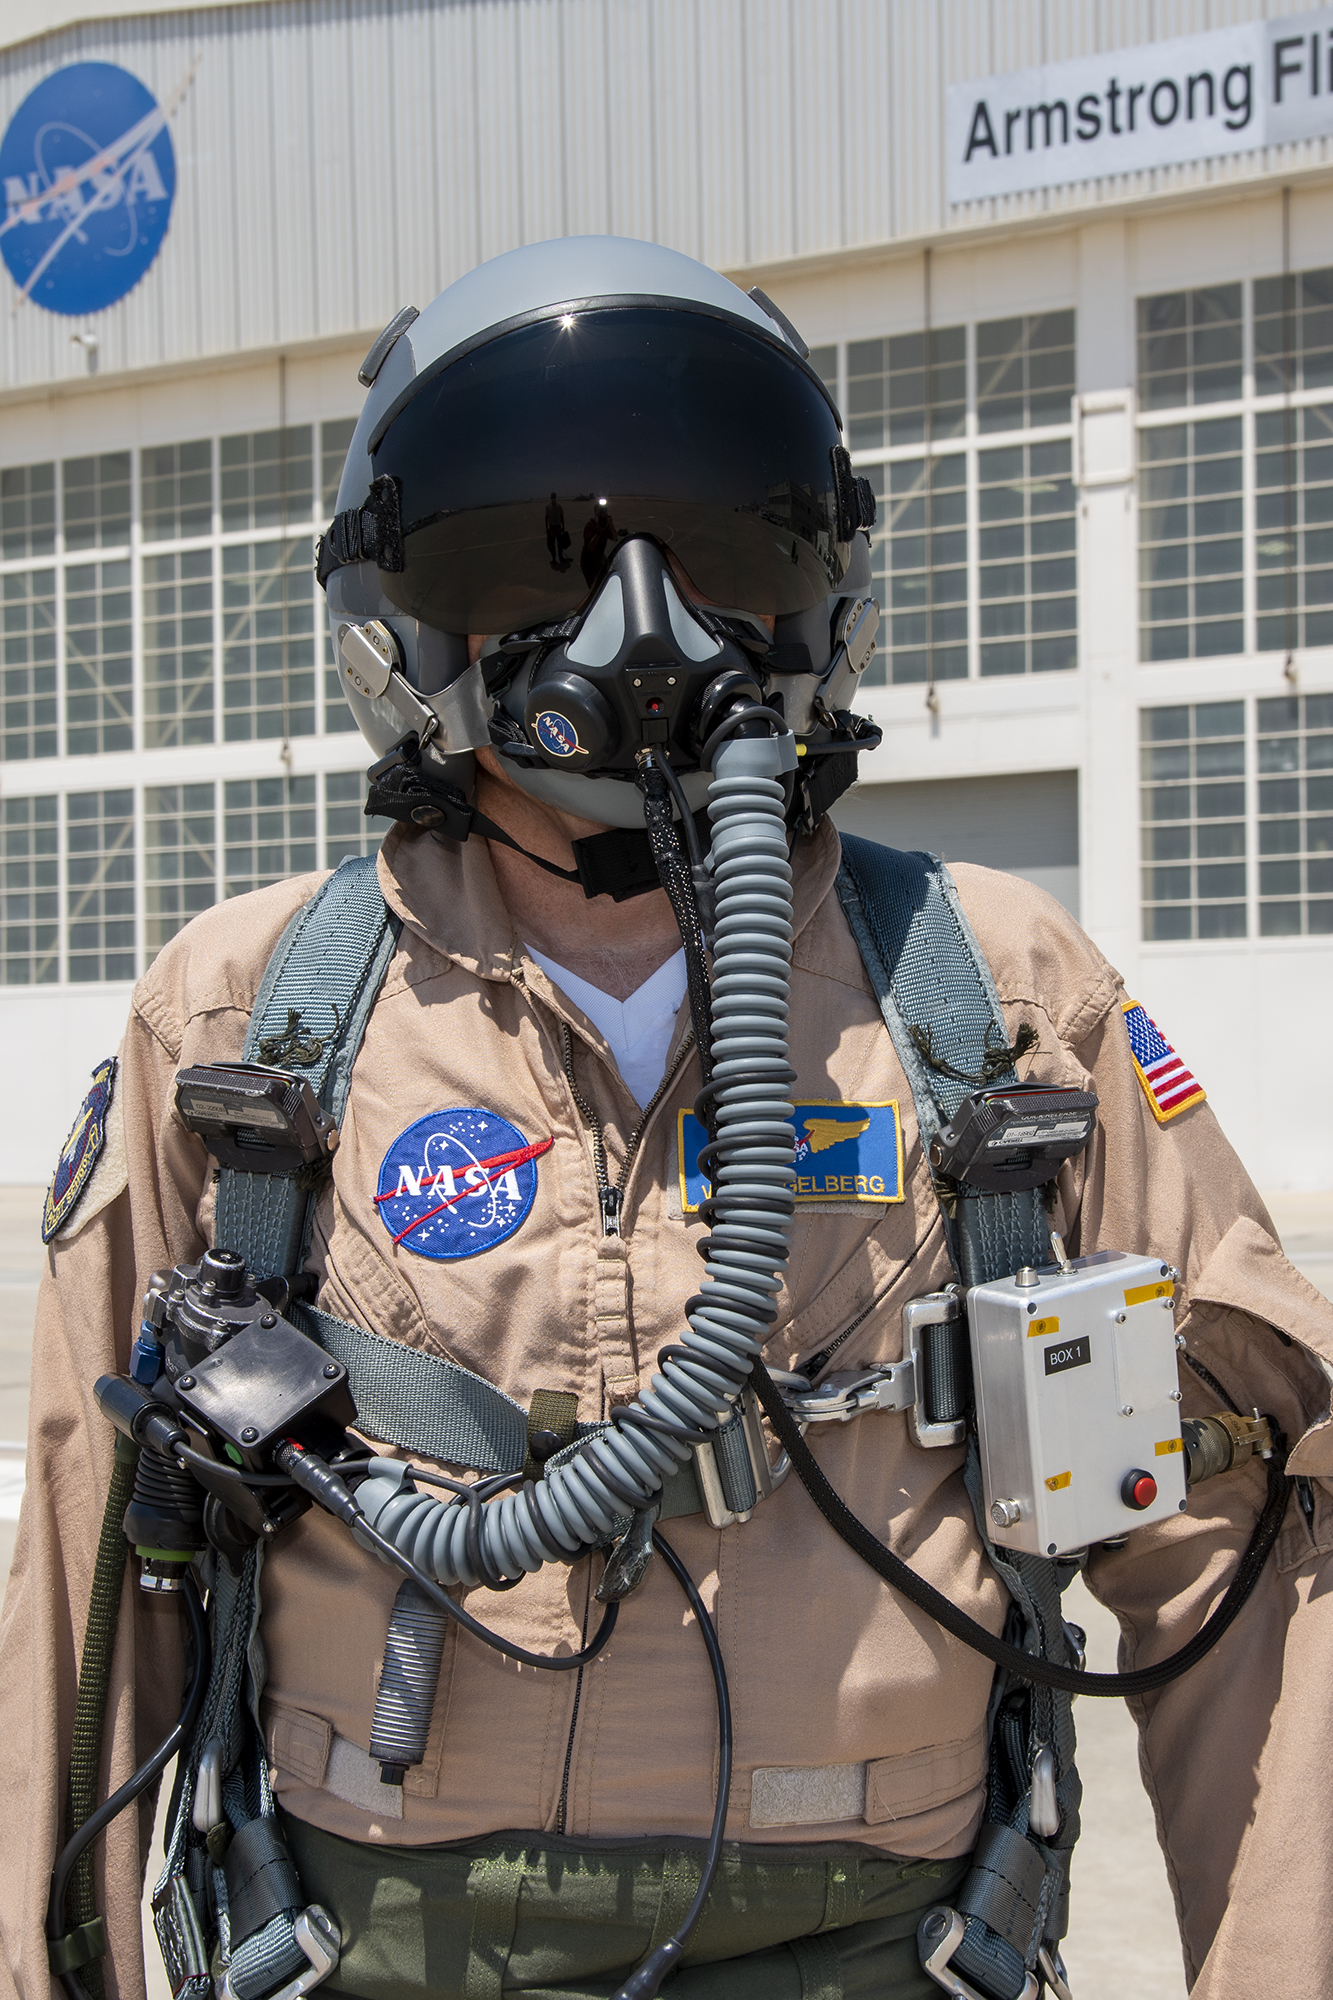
[219,1906,341,2000]
[774,1359,917,1425]
[917,1907,1040,2000]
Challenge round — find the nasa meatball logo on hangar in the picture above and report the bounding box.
[0,59,189,315]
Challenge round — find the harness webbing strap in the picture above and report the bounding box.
[832,836,1077,2000]
[297,1303,530,1472]
[156,858,402,2000]
[214,857,402,1277]
[833,835,1049,1282]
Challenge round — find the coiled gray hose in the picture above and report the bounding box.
[355,731,797,1586]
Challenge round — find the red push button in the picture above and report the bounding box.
[1121,1469,1157,1511]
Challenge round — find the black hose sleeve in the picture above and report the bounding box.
[751,1359,1291,1699]
[61,1435,140,2000]
[48,1572,211,2000]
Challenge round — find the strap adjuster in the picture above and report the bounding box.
[917,1907,1039,2000]
[220,1905,341,2000]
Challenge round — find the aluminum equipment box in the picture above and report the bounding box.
[968,1249,1186,1558]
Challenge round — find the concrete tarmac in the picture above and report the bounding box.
[2,1183,1329,2000]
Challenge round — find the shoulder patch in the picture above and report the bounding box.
[44,1057,120,1242]
[1122,1002,1206,1124]
[375,1107,552,1260]
[679,1101,904,1212]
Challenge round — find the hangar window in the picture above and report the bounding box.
[1138,418,1243,662]
[223,775,317,899]
[862,455,967,686]
[220,426,313,533]
[64,561,133,756]
[835,308,1077,684]
[1,795,58,986]
[1,570,57,761]
[62,453,131,553]
[977,439,1077,675]
[1254,402,1333,655]
[221,540,316,743]
[145,783,217,961]
[320,417,357,517]
[325,769,375,864]
[66,788,135,982]
[1140,703,1247,940]
[1,462,55,561]
[142,439,213,542]
[1257,693,1333,937]
[976,311,1075,434]
[143,550,215,749]
[845,327,966,453]
[1137,286,1242,411]
[1253,266,1333,396]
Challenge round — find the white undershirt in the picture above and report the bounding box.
[526,944,688,1109]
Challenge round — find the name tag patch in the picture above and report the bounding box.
[376,1108,552,1260]
[677,1101,903,1212]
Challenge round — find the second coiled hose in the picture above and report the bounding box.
[356,730,797,1584]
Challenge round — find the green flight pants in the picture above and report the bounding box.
[282,1814,969,2000]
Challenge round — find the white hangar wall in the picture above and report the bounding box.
[1,0,1331,1192]
[6,0,1333,393]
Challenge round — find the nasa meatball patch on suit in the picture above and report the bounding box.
[375,1107,553,1258]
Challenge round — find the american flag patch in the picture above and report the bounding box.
[1122,1001,1206,1124]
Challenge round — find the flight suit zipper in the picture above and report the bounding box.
[559,1020,694,1237]
[554,1018,695,1834]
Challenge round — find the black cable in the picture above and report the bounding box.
[173,1442,295,1489]
[750,1359,1291,1699]
[47,1571,211,2000]
[639,756,714,1094]
[273,1446,622,1674]
[351,1511,619,1671]
[611,1529,732,2000]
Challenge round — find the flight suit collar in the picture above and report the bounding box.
[374,814,845,984]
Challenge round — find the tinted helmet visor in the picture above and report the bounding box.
[370,305,851,633]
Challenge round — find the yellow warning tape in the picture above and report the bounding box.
[1124,1280,1174,1308]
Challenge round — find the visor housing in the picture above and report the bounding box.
[370,305,851,634]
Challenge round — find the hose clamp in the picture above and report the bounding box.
[692,1386,790,1528]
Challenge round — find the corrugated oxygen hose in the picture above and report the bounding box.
[355,730,796,1584]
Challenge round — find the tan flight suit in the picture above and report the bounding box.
[2,817,1331,1998]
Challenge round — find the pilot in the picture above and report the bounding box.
[2,237,1331,2000]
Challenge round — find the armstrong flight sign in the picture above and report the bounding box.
[948,8,1333,204]
[0,60,187,315]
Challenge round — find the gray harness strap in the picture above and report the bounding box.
[157,859,403,2000]
[835,835,1078,2000]
[215,856,403,1277]
[833,835,1049,1283]
[296,1303,530,1472]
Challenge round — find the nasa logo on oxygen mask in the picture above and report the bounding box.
[532,711,582,759]
[0,62,180,316]
[376,1108,553,1261]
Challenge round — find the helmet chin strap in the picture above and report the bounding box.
[364,732,707,902]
